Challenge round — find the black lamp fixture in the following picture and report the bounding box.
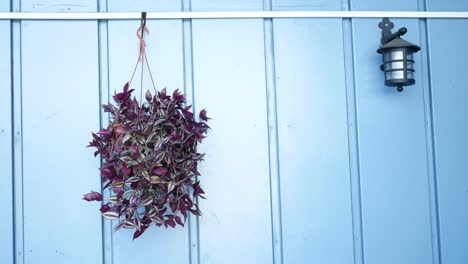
[377,18,420,92]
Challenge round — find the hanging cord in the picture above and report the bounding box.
[128,12,158,109]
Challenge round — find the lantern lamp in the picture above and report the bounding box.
[377,18,420,92]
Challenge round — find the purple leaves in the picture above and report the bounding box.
[145,90,152,102]
[172,89,185,102]
[85,84,209,240]
[133,226,148,240]
[199,109,209,121]
[175,216,184,227]
[97,130,111,136]
[193,181,206,199]
[122,164,131,175]
[152,167,167,175]
[165,219,176,228]
[100,204,111,213]
[83,191,102,201]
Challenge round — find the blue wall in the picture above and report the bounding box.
[1,0,467,264]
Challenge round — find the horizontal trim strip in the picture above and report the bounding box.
[1,11,468,20]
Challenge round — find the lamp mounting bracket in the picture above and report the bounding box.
[379,17,407,45]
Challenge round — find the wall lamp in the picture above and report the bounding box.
[377,18,420,92]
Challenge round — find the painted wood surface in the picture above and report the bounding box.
[351,1,437,263]
[426,1,468,263]
[273,17,354,264]
[2,0,467,264]
[427,18,468,263]
[0,2,13,264]
[20,20,102,263]
[192,19,273,264]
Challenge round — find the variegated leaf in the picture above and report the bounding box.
[140,196,153,206]
[123,219,136,229]
[122,133,132,143]
[111,181,125,188]
[150,176,162,184]
[107,196,119,204]
[114,220,126,232]
[167,182,176,193]
[102,211,119,220]
[123,189,135,198]
[141,170,150,180]
[126,176,140,183]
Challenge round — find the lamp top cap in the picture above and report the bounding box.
[377,37,421,53]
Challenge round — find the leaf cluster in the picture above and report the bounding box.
[85,83,209,239]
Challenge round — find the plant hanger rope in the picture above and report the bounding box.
[128,12,157,108]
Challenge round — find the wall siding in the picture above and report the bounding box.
[20,21,102,264]
[2,0,467,264]
[273,17,354,264]
[0,2,13,264]
[192,18,272,264]
[426,1,468,262]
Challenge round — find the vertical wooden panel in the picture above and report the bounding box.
[107,1,189,263]
[273,18,354,264]
[21,21,102,264]
[19,1,102,263]
[428,20,468,264]
[426,1,468,261]
[191,19,272,264]
[351,1,433,264]
[0,2,13,264]
[352,19,433,264]
[273,3,354,263]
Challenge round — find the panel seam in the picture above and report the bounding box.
[11,0,24,261]
[419,0,442,263]
[9,12,15,264]
[263,0,283,263]
[342,1,364,262]
[182,0,199,263]
[98,0,113,263]
[9,6,15,264]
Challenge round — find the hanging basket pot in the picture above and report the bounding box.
[83,13,209,240]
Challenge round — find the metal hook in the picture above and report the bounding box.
[141,12,147,37]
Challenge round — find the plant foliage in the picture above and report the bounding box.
[84,83,209,239]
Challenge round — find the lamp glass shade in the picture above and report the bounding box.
[384,61,404,71]
[386,70,405,80]
[381,48,416,87]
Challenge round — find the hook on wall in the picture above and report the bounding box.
[141,12,147,37]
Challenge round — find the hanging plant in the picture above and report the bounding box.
[83,14,209,239]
